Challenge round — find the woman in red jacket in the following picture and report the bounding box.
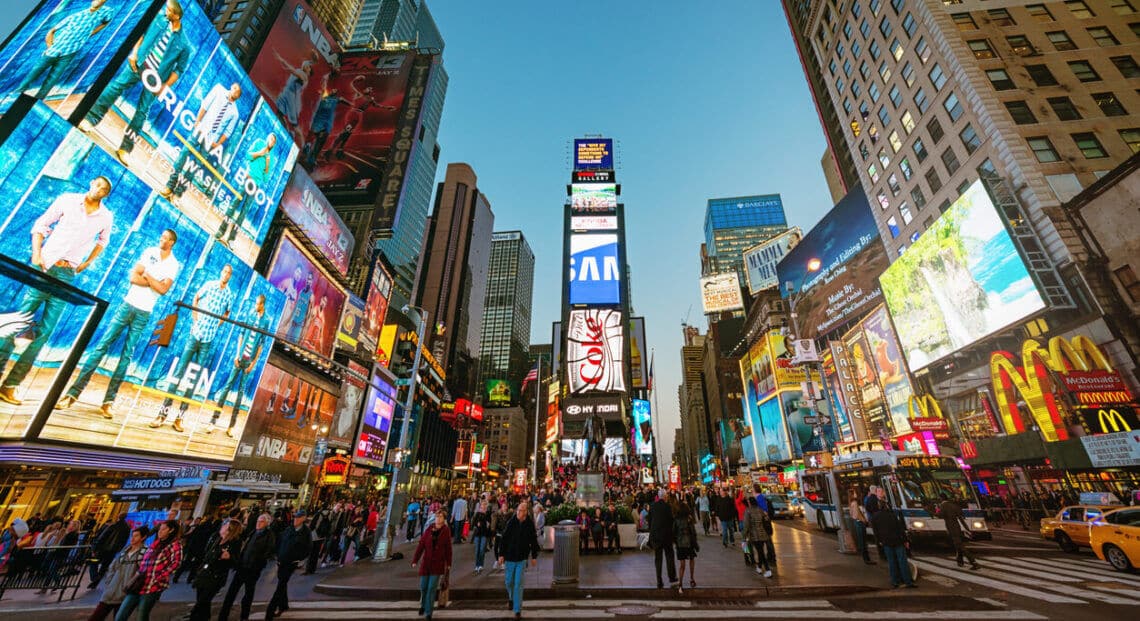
[115,520,183,621]
[412,509,452,620]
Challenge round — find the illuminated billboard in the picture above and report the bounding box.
[629,317,647,389]
[335,293,364,351]
[0,100,283,461]
[329,365,366,448]
[486,379,513,406]
[573,138,613,170]
[266,230,348,359]
[700,273,744,313]
[570,214,618,231]
[568,234,620,305]
[361,256,392,357]
[74,0,299,266]
[743,228,801,294]
[778,190,890,339]
[570,183,617,212]
[631,398,652,455]
[277,165,353,276]
[353,371,397,467]
[0,0,155,117]
[566,308,625,394]
[880,180,1046,371]
[858,306,913,435]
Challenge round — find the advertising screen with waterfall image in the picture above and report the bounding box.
[879,180,1046,371]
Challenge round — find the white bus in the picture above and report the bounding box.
[801,450,991,542]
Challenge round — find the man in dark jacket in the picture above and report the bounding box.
[88,513,130,587]
[870,504,915,588]
[220,513,276,621]
[715,488,738,547]
[940,494,980,570]
[648,491,678,589]
[266,510,313,621]
[498,502,540,619]
[602,502,621,553]
[305,508,332,574]
[174,514,216,584]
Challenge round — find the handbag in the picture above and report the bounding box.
[958,517,975,540]
[436,570,451,608]
[123,570,146,595]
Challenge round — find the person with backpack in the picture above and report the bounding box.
[115,520,182,621]
[88,526,147,621]
[742,497,772,578]
[673,501,699,592]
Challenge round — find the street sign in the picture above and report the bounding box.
[396,378,411,387]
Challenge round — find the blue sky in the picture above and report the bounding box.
[1,0,837,469]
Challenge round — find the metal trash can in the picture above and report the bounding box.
[552,520,579,585]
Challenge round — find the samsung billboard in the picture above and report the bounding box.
[568,233,620,306]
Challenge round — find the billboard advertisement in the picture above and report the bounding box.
[376,323,397,368]
[744,228,801,294]
[842,322,890,438]
[570,214,617,231]
[329,365,366,447]
[361,255,392,357]
[232,361,338,482]
[573,138,613,170]
[570,183,617,213]
[335,293,364,352]
[566,308,625,395]
[880,180,1046,371]
[247,0,342,156]
[353,372,397,467]
[485,379,513,406]
[276,165,353,276]
[266,230,347,359]
[859,306,913,435]
[568,234,620,305]
[75,0,299,266]
[0,100,284,462]
[778,191,890,339]
[631,397,652,455]
[629,317,647,389]
[700,273,744,314]
[0,0,156,118]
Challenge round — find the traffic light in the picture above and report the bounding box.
[149,313,178,347]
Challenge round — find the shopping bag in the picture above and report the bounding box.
[437,572,451,608]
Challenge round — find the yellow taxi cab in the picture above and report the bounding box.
[1090,506,1140,572]
[1039,504,1117,552]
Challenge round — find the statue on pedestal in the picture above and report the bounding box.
[582,410,605,471]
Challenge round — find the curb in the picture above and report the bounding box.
[313,582,880,600]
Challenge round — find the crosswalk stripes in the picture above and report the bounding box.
[912,555,1140,607]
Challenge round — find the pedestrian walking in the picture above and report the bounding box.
[188,518,242,621]
[648,490,678,589]
[471,500,492,574]
[697,491,711,535]
[940,493,980,570]
[265,510,312,621]
[219,513,275,621]
[89,514,130,588]
[870,503,915,589]
[674,501,699,591]
[450,495,469,544]
[742,497,772,578]
[405,498,421,542]
[848,489,875,565]
[412,509,452,621]
[114,520,182,621]
[498,502,540,619]
[715,488,737,547]
[87,527,146,621]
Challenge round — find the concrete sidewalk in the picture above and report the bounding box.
[316,522,887,600]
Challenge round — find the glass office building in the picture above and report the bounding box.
[703,194,788,278]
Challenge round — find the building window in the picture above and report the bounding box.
[869,40,882,60]
[1093,92,1128,116]
[861,19,872,39]
[902,110,916,134]
[1088,27,1120,46]
[914,87,930,113]
[1072,132,1108,158]
[878,105,892,126]
[977,158,998,179]
[915,37,931,63]
[860,141,871,160]
[860,61,871,80]
[880,17,893,38]
[928,117,945,143]
[878,191,891,210]
[1026,64,1059,86]
[1114,266,1140,303]
[853,2,863,17]
[1006,35,1037,56]
[871,0,882,14]
[889,85,903,107]
[1048,96,1082,120]
[952,13,977,31]
[889,130,903,152]
[1111,55,1140,78]
[913,138,929,163]
[1069,60,1101,82]
[891,0,905,14]
[879,61,893,83]
[888,173,902,195]
[955,178,973,196]
[836,77,846,92]
[943,92,964,121]
[929,63,947,90]
[969,39,997,59]
[1120,128,1140,153]
[925,167,943,192]
[987,68,1015,90]
[1005,100,1038,124]
[1111,0,1136,15]
[844,21,854,40]
[887,216,900,238]
[1026,3,1054,21]
[1028,136,1061,162]
[843,98,854,114]
[911,186,927,209]
[829,60,838,76]
[879,148,891,168]
[941,148,961,174]
[959,124,981,154]
[1065,1,1095,19]
[852,40,863,56]
[900,201,914,225]
[870,83,881,102]
[901,62,916,86]
[988,8,1015,26]
[1046,30,1076,51]
[900,156,914,180]
[890,38,904,61]
[902,13,917,37]
[844,59,853,76]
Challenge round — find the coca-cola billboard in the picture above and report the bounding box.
[566,309,626,395]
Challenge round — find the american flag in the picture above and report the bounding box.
[521,362,540,390]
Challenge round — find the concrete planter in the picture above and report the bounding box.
[541,523,640,550]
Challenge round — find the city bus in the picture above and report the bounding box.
[801,450,991,542]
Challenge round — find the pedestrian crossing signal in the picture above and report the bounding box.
[149,313,178,347]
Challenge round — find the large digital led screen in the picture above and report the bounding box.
[629,317,647,389]
[566,308,625,395]
[231,360,337,482]
[778,190,890,339]
[75,0,299,266]
[568,234,620,305]
[859,306,913,435]
[631,397,652,455]
[744,228,801,294]
[277,165,353,276]
[353,372,396,467]
[329,366,365,448]
[0,99,284,461]
[0,0,156,117]
[361,255,391,357]
[570,183,617,212]
[486,379,513,406]
[880,180,1046,371]
[842,321,890,438]
[266,230,348,359]
[573,138,613,170]
[247,0,342,160]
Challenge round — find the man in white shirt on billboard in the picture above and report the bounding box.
[160,82,242,201]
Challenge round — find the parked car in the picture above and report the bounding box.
[1090,506,1140,572]
[767,494,796,519]
[1039,504,1117,553]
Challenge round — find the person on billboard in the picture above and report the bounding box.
[300,77,346,168]
[216,133,279,245]
[16,0,113,100]
[81,1,190,164]
[325,78,396,159]
[300,295,327,352]
[204,294,269,437]
[0,177,114,406]
[284,272,314,344]
[151,263,237,432]
[159,82,243,201]
[56,229,181,418]
[271,51,313,147]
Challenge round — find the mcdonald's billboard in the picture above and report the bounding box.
[1075,406,1139,436]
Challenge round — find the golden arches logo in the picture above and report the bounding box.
[908,394,944,420]
[1098,409,1132,433]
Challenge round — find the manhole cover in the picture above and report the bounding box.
[608,605,660,615]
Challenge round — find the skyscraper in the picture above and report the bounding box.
[702,194,788,279]
[197,0,284,67]
[415,163,494,400]
[478,232,535,395]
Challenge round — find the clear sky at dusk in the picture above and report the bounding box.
[0,0,838,469]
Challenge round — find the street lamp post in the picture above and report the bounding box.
[301,424,331,507]
[375,305,429,561]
